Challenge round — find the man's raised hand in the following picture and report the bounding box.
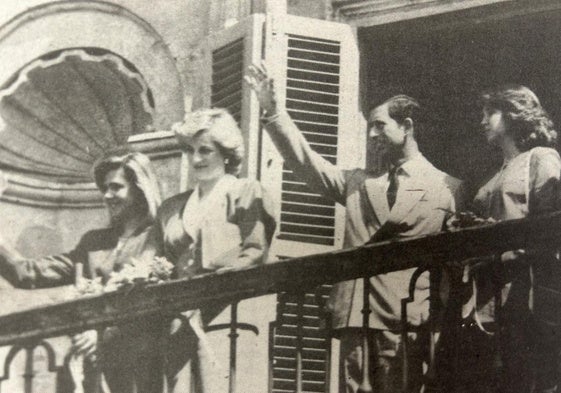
[244,62,279,115]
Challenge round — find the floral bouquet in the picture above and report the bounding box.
[104,256,174,291]
[69,256,173,392]
[444,209,496,230]
[73,256,174,296]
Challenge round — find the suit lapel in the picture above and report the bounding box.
[388,186,427,223]
[363,156,438,228]
[387,174,429,224]
[364,176,390,225]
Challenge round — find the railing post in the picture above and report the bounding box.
[229,302,239,393]
[91,328,104,393]
[23,343,35,393]
[401,267,430,393]
[401,299,409,393]
[316,287,332,393]
[295,292,305,393]
[206,302,259,393]
[358,276,373,393]
[493,259,504,386]
[425,267,441,392]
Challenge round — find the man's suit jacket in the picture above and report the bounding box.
[265,112,463,331]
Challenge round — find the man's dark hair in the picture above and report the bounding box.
[382,95,422,125]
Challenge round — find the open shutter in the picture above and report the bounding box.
[202,13,360,393]
[261,14,361,393]
[203,14,265,180]
[203,13,361,256]
[200,15,277,393]
[261,14,361,257]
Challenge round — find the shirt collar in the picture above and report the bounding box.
[389,152,424,178]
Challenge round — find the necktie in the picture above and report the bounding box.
[387,168,399,210]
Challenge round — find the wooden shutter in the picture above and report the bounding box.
[261,15,361,393]
[203,14,265,180]
[201,15,276,393]
[203,13,360,392]
[261,14,361,258]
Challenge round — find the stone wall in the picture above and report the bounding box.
[0,0,220,256]
[288,0,330,19]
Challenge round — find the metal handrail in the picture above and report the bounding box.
[0,210,559,346]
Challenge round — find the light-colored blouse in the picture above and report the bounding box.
[470,147,561,323]
[152,175,276,279]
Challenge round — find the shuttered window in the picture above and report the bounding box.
[278,34,341,246]
[271,284,332,393]
[207,15,358,393]
[211,38,244,122]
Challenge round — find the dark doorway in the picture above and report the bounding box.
[360,7,561,198]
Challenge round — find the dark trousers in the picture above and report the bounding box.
[100,324,164,393]
[442,319,535,393]
[339,328,430,393]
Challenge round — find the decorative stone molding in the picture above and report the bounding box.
[0,130,180,208]
[331,0,512,25]
[0,0,185,208]
[0,0,184,129]
[1,174,102,208]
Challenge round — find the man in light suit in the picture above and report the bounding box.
[246,65,464,393]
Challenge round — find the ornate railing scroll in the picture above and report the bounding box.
[205,301,260,393]
[0,339,61,393]
[0,211,561,391]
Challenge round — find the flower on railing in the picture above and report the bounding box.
[104,256,174,291]
[68,256,174,392]
[73,256,174,296]
[74,276,104,296]
[148,256,175,282]
[444,210,496,230]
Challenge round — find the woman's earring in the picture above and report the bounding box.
[224,158,230,165]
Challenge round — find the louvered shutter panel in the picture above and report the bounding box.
[211,38,244,121]
[280,34,342,246]
[204,14,265,179]
[203,14,360,392]
[261,15,361,393]
[201,15,277,393]
[271,283,333,393]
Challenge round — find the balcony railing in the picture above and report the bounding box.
[0,211,560,392]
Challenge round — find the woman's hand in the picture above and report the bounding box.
[71,329,97,361]
[244,63,279,115]
[445,210,495,230]
[500,249,526,263]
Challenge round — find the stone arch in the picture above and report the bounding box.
[0,0,183,129]
[0,0,185,206]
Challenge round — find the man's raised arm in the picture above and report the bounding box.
[245,63,348,205]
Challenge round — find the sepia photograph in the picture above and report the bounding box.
[0,0,559,392]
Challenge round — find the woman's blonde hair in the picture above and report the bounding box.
[93,147,161,221]
[172,108,245,175]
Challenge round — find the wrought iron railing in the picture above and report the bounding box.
[0,211,560,392]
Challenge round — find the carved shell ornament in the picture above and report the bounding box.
[0,48,155,184]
